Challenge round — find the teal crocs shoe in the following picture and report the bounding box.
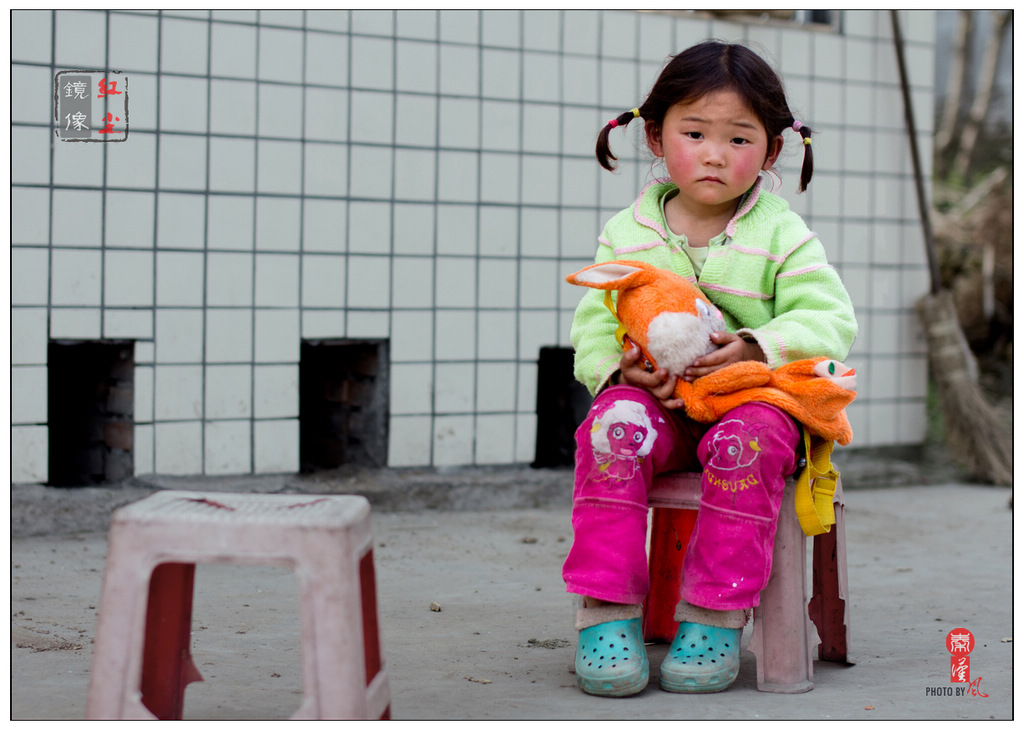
[659,621,741,693]
[574,617,649,697]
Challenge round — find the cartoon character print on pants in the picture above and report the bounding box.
[589,399,658,481]
[705,419,768,495]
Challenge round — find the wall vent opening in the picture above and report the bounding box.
[533,346,591,468]
[299,339,389,472]
[47,340,135,486]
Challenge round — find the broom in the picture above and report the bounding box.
[890,10,1012,486]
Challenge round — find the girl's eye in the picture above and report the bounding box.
[732,137,749,145]
[686,131,703,140]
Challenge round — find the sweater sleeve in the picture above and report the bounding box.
[736,234,858,367]
[568,245,626,396]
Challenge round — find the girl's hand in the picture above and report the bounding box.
[613,346,685,409]
[683,331,765,381]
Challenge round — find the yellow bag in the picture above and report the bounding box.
[794,429,840,536]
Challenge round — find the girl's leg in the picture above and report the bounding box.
[681,402,800,611]
[562,385,702,605]
[660,402,799,694]
[562,385,703,697]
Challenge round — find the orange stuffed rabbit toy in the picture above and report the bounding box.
[566,260,856,446]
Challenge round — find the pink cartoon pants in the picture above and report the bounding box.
[562,384,800,610]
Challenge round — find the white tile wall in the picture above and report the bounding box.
[253,364,299,418]
[133,424,154,474]
[258,197,301,251]
[206,253,254,306]
[520,259,559,309]
[211,22,257,78]
[11,127,49,187]
[347,255,392,308]
[477,310,517,360]
[155,421,203,474]
[155,193,205,250]
[11,9,937,481]
[11,10,51,64]
[516,362,538,414]
[303,200,348,253]
[390,363,434,415]
[207,196,255,250]
[476,362,517,413]
[52,190,104,247]
[12,366,48,425]
[54,10,107,67]
[433,414,474,466]
[205,309,253,362]
[436,205,476,255]
[205,365,252,419]
[255,253,300,306]
[435,258,476,308]
[253,419,298,473]
[391,310,433,362]
[161,18,209,75]
[515,413,537,463]
[254,309,300,362]
[154,365,203,420]
[477,259,517,309]
[155,309,204,363]
[157,135,208,191]
[11,65,46,125]
[302,255,347,308]
[134,365,154,423]
[435,310,476,361]
[208,137,257,192]
[392,257,431,309]
[387,415,432,466]
[205,420,252,475]
[348,201,392,254]
[156,251,204,307]
[257,141,303,196]
[11,249,49,306]
[11,426,48,483]
[51,250,103,306]
[475,414,516,464]
[305,145,349,199]
[301,310,346,339]
[105,251,154,307]
[50,309,102,340]
[12,309,48,365]
[434,362,476,413]
[160,76,209,134]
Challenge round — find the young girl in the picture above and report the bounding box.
[563,41,857,697]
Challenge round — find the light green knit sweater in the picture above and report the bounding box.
[570,178,858,395]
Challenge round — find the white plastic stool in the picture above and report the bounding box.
[86,491,389,720]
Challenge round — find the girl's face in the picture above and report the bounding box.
[646,89,783,217]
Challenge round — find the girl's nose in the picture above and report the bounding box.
[702,143,726,166]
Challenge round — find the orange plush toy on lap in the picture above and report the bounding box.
[566,260,856,446]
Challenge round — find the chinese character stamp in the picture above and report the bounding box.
[946,627,974,683]
[54,70,129,142]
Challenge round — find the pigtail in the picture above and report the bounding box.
[792,120,814,192]
[596,108,641,171]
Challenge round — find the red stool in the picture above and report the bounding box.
[86,491,389,720]
[643,472,851,693]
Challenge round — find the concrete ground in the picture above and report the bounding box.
[9,459,1014,721]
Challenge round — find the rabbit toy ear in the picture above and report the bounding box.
[566,261,652,289]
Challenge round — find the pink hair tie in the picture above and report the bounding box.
[608,119,619,128]
[792,120,804,132]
